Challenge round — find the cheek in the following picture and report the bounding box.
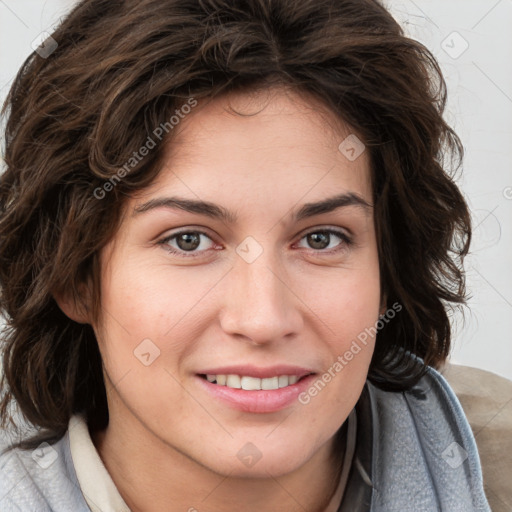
[297,277,380,431]
[100,255,205,332]
[93,267,189,418]
[94,257,218,380]
[298,263,381,400]
[302,263,382,344]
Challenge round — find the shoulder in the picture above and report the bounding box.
[441,363,512,512]
[0,428,90,512]
[366,364,491,511]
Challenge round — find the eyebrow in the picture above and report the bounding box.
[133,192,372,223]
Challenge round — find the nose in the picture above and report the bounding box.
[218,250,304,346]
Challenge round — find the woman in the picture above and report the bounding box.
[0,0,491,510]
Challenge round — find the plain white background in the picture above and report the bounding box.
[1,0,511,380]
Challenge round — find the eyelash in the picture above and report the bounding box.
[157,228,353,259]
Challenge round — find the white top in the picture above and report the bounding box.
[68,415,130,512]
[68,412,356,512]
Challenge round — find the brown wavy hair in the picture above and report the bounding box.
[0,0,470,450]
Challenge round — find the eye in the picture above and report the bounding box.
[158,230,217,258]
[296,228,352,253]
[157,227,352,259]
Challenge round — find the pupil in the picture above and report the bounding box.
[308,232,329,250]
[177,233,200,251]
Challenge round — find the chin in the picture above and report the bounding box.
[199,437,315,479]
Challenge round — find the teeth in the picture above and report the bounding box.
[261,376,279,390]
[226,375,241,389]
[241,376,261,390]
[204,374,304,390]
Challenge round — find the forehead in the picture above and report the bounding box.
[134,86,372,210]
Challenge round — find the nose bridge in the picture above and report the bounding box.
[219,243,302,343]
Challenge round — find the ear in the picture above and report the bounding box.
[53,283,92,324]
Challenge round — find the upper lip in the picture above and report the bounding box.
[196,365,315,379]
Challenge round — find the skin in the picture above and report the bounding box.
[62,86,383,512]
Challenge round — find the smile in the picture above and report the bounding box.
[196,372,317,413]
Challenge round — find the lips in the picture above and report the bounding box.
[195,365,317,413]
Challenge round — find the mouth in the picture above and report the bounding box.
[195,369,317,413]
[197,373,313,390]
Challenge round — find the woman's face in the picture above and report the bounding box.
[93,87,382,478]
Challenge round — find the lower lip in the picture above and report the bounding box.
[195,374,317,413]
